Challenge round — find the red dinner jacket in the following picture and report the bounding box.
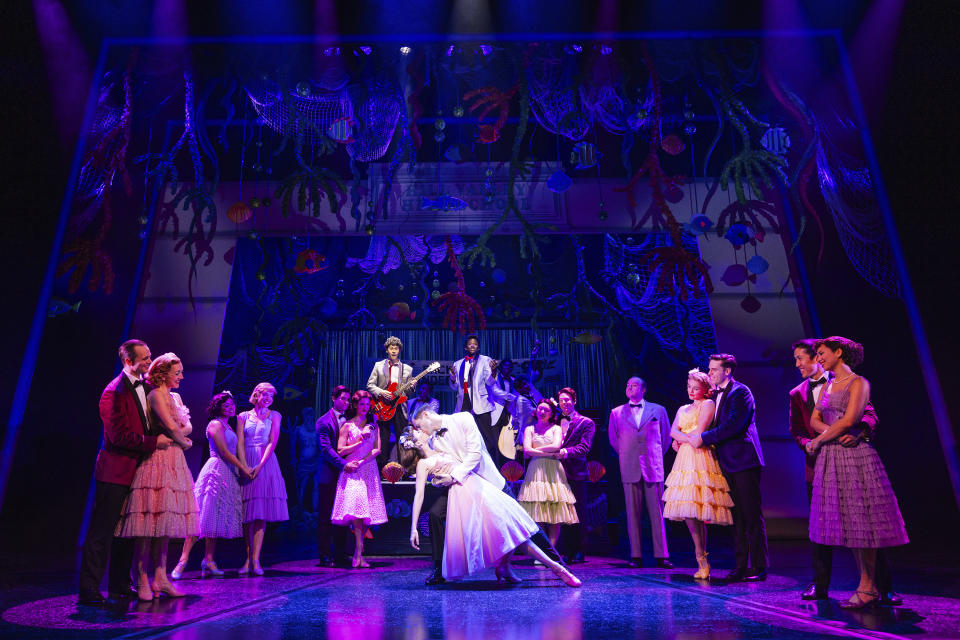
[94,374,159,485]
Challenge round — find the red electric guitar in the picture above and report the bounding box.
[372,361,441,421]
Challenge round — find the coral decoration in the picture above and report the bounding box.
[587,460,606,483]
[463,84,519,144]
[57,224,116,295]
[432,236,486,334]
[382,462,405,483]
[293,249,327,274]
[501,461,524,483]
[645,245,714,301]
[615,150,687,234]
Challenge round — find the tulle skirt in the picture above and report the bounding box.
[663,443,733,525]
[517,457,579,524]
[116,445,199,538]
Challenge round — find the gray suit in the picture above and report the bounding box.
[367,358,413,467]
[608,401,671,559]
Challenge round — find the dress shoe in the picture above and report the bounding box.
[744,569,767,582]
[495,564,522,584]
[801,583,828,600]
[627,558,643,568]
[107,587,137,602]
[563,553,585,565]
[425,569,446,585]
[170,560,187,580]
[316,555,335,568]
[656,558,675,569]
[839,589,879,610]
[77,591,106,607]
[152,580,185,598]
[879,591,903,606]
[201,559,224,577]
[717,567,748,584]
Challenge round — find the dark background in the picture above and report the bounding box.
[1,1,957,558]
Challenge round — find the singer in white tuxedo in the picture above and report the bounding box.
[608,377,673,568]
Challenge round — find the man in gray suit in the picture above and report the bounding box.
[367,336,413,468]
[608,377,674,568]
[447,334,502,463]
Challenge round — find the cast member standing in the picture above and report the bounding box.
[608,377,674,569]
[407,381,440,422]
[367,336,412,467]
[689,354,768,583]
[78,340,172,607]
[663,370,733,579]
[553,387,594,564]
[804,337,908,609]
[315,385,353,567]
[448,334,502,462]
[237,382,289,576]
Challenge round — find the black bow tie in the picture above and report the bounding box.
[435,428,447,437]
[629,403,642,408]
[715,386,727,395]
[809,377,827,387]
[132,379,143,388]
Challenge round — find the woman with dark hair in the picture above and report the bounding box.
[330,390,387,568]
[805,337,908,608]
[554,387,595,565]
[663,369,733,579]
[172,391,253,579]
[115,352,198,600]
[517,398,578,549]
[237,382,289,575]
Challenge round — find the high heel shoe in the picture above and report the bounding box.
[136,577,154,602]
[495,565,522,585]
[552,564,582,588]
[170,561,187,580]
[238,562,250,576]
[839,589,879,610]
[152,579,185,598]
[201,559,224,578]
[693,552,710,580]
[251,563,265,576]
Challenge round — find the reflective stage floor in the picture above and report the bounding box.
[2,543,958,639]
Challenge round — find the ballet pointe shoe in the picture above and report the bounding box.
[201,559,224,578]
[694,552,710,580]
[170,560,187,580]
[495,564,522,585]
[152,578,185,598]
[552,564,582,588]
[136,577,154,602]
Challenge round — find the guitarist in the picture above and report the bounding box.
[366,336,412,468]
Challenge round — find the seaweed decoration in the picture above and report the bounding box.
[546,235,622,321]
[462,45,543,270]
[433,236,486,334]
[273,167,347,232]
[719,96,789,203]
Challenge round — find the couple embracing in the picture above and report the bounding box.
[401,410,581,588]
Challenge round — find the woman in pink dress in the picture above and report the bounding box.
[237,382,289,576]
[330,390,387,568]
[115,352,199,600]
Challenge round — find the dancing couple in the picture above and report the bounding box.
[403,409,581,588]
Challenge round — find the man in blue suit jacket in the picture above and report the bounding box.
[690,353,768,583]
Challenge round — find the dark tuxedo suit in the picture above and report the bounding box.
[315,408,349,562]
[788,376,892,593]
[79,374,159,598]
[700,379,768,572]
[558,414,596,557]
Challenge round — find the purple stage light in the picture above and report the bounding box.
[477,44,492,56]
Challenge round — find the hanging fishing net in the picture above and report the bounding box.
[345,77,403,162]
[527,52,591,142]
[246,76,351,148]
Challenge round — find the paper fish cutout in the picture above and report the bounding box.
[293,249,328,274]
[746,255,769,275]
[720,264,757,287]
[386,302,416,322]
[48,298,80,317]
[571,142,599,169]
[547,170,572,193]
[570,332,603,345]
[443,144,475,163]
[476,124,500,143]
[740,295,762,313]
[684,214,714,235]
[724,223,754,247]
[661,134,685,156]
[761,127,791,155]
[327,117,355,143]
[420,194,468,211]
[282,385,304,401]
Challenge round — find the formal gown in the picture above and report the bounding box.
[809,379,909,548]
[116,392,200,538]
[193,421,243,539]
[517,426,579,524]
[240,412,289,523]
[663,403,734,524]
[430,453,541,580]
[330,423,388,525]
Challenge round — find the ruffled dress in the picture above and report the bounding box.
[240,412,289,523]
[330,423,387,525]
[663,403,733,524]
[194,421,243,539]
[517,425,579,524]
[809,379,909,548]
[116,392,200,538]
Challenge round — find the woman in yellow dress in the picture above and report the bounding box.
[663,368,733,579]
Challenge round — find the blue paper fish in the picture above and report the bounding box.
[720,264,757,287]
[683,214,714,235]
[421,194,468,211]
[48,298,81,317]
[746,255,769,275]
[443,144,474,164]
[282,385,304,401]
[724,223,754,247]
[327,117,354,143]
[761,127,791,155]
[570,142,599,169]
[740,294,762,313]
[546,170,572,193]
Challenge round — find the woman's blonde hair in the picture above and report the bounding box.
[146,352,181,387]
[249,382,277,405]
[687,368,714,399]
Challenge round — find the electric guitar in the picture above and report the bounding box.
[372,361,441,421]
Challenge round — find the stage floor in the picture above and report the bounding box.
[2,544,958,640]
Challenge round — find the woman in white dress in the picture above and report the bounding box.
[403,411,581,587]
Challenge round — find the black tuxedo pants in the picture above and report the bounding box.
[78,480,134,596]
[724,466,768,571]
[376,411,408,469]
[806,483,893,592]
[561,476,588,556]
[427,485,563,571]
[317,477,348,561]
